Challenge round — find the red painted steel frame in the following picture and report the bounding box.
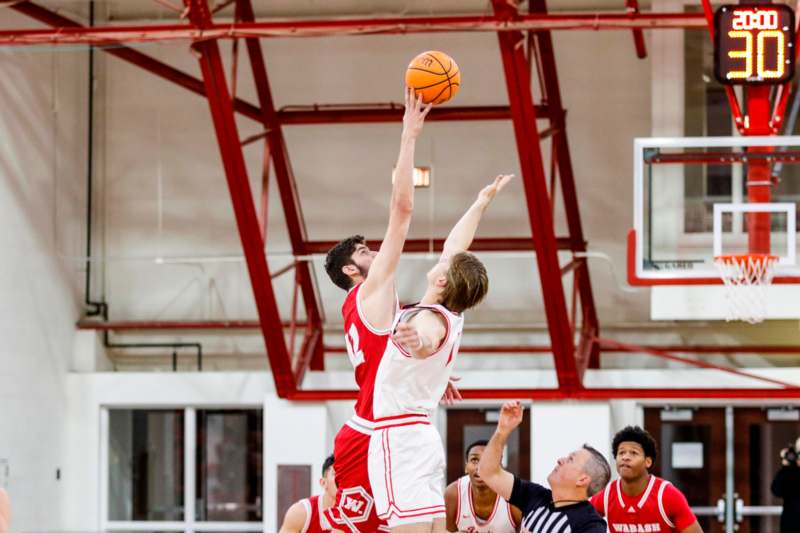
[182,0,295,396]
[492,0,580,393]
[12,0,794,400]
[236,0,324,375]
[0,10,709,46]
[288,388,800,401]
[530,0,600,372]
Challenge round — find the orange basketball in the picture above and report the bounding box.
[405,51,461,105]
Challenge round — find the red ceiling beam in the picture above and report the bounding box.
[276,105,525,124]
[183,0,294,396]
[305,237,579,254]
[0,11,708,46]
[236,0,324,378]
[492,0,580,393]
[288,387,800,401]
[625,0,647,59]
[530,0,600,372]
[9,2,268,124]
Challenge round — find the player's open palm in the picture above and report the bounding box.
[498,401,523,433]
[478,174,514,205]
[393,321,421,351]
[403,87,432,138]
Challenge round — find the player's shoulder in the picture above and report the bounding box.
[283,498,310,524]
[657,477,690,504]
[445,479,460,501]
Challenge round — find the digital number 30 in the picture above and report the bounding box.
[727,30,786,80]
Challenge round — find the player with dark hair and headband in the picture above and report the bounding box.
[445,439,522,532]
[591,426,702,533]
[280,455,337,533]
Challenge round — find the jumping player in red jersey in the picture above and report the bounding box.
[280,454,337,533]
[322,88,432,533]
[591,426,703,533]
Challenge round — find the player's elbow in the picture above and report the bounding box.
[391,196,414,216]
[477,459,500,485]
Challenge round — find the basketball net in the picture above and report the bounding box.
[713,254,777,324]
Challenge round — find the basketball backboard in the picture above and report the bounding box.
[629,135,800,320]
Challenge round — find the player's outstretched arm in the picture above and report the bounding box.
[478,400,522,500]
[440,174,513,261]
[278,501,308,533]
[360,89,431,328]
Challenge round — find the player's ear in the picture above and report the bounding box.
[576,473,591,490]
[645,457,653,470]
[342,264,359,277]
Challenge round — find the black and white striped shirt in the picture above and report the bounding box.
[509,476,606,533]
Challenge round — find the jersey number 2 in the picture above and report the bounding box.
[345,324,365,367]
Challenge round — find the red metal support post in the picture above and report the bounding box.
[492,0,581,393]
[182,0,295,396]
[530,0,601,372]
[236,0,325,375]
[625,0,648,59]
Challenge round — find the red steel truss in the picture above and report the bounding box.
[11,0,800,399]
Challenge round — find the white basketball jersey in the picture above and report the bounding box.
[455,476,517,533]
[372,304,463,419]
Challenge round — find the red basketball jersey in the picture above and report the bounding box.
[300,495,331,533]
[341,283,393,422]
[591,476,697,533]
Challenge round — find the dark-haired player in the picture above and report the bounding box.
[280,455,337,533]
[445,439,521,532]
[591,426,702,533]
[321,89,429,533]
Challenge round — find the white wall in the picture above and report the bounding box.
[530,403,612,485]
[0,9,87,533]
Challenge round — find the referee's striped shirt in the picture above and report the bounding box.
[509,476,607,533]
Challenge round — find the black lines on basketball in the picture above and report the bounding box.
[405,51,461,105]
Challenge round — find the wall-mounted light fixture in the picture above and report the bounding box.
[392,166,431,188]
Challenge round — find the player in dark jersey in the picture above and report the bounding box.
[591,426,701,533]
[280,455,336,533]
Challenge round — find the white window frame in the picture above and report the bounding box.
[100,405,265,533]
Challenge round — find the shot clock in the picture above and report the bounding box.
[714,4,795,85]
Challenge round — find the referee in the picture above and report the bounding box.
[478,401,610,533]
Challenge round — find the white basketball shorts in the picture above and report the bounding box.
[367,414,446,527]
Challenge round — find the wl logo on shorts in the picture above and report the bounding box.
[337,486,374,524]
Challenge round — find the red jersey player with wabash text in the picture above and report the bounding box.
[591,426,702,533]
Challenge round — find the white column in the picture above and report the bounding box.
[263,396,330,531]
[530,402,612,485]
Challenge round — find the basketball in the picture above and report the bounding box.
[405,51,461,105]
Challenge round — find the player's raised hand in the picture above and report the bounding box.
[393,321,423,351]
[440,375,463,406]
[477,174,514,206]
[497,401,523,434]
[402,87,432,139]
